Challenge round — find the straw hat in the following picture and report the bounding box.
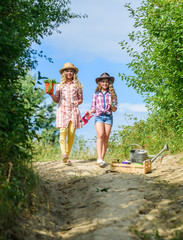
[59,62,78,74]
[95,72,114,84]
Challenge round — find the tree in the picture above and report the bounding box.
[0,0,85,162]
[0,2,86,235]
[120,0,183,133]
[0,0,84,80]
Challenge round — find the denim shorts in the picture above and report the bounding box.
[94,113,113,126]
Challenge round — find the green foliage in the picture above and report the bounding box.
[0,0,85,237]
[0,73,59,238]
[96,187,109,192]
[119,0,183,133]
[32,141,61,162]
[0,0,85,162]
[44,79,59,92]
[0,161,39,239]
[106,114,183,163]
[0,0,85,79]
[43,79,57,84]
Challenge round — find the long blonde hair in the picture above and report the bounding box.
[95,80,117,103]
[60,71,83,89]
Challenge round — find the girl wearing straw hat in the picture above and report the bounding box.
[86,73,117,167]
[48,62,83,165]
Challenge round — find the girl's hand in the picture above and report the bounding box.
[109,102,115,107]
[85,111,91,118]
[73,101,78,106]
[109,102,117,112]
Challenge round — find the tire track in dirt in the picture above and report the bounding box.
[16,154,183,240]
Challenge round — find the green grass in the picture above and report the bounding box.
[105,115,183,163]
[31,137,97,162]
[0,161,40,240]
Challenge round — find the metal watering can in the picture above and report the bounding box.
[125,143,169,164]
[125,144,147,164]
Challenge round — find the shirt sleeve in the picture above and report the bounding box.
[77,87,83,101]
[91,93,96,112]
[55,84,61,101]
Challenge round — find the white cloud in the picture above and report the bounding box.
[41,0,142,63]
[118,103,147,112]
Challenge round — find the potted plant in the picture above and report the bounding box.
[44,79,58,94]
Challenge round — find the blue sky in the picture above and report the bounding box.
[32,0,147,139]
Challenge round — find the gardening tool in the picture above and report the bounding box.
[125,144,148,164]
[150,143,169,163]
[80,111,94,125]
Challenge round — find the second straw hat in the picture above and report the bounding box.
[59,62,78,74]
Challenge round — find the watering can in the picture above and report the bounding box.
[124,143,169,164]
[125,144,148,164]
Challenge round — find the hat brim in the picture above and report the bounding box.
[59,66,78,74]
[96,76,114,84]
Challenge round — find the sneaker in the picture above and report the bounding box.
[97,159,103,164]
[100,161,107,168]
[62,154,69,163]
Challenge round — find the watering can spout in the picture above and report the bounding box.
[151,143,169,163]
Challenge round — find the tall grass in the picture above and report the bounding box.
[0,161,39,239]
[105,115,183,163]
[32,141,62,162]
[31,135,97,162]
[32,116,183,164]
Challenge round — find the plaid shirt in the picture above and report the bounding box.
[55,81,83,129]
[91,91,117,117]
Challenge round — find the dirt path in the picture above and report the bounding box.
[17,153,183,240]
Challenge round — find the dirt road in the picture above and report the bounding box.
[16,153,183,240]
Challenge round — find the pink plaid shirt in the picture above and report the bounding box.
[91,91,117,117]
[55,81,83,129]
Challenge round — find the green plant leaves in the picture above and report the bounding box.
[120,0,183,133]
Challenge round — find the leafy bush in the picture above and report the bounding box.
[0,0,85,237]
[106,114,183,163]
[0,161,39,239]
[119,0,183,134]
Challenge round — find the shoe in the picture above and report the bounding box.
[65,160,72,166]
[62,154,69,163]
[99,161,107,168]
[97,159,103,164]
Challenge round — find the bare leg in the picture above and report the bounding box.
[95,122,105,160]
[101,124,112,160]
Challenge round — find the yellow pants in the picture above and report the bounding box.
[59,121,75,157]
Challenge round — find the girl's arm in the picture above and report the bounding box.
[109,104,117,112]
[49,93,59,103]
[109,99,117,112]
[74,88,83,106]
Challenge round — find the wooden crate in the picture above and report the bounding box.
[110,160,151,174]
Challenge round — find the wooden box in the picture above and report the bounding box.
[110,160,151,174]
